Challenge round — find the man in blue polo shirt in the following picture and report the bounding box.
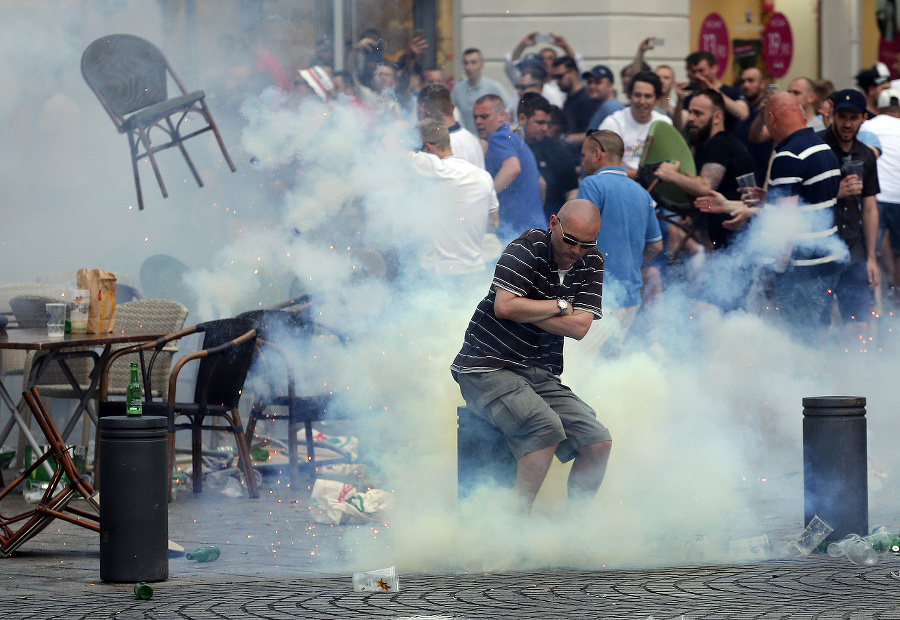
[576,129,662,355]
[473,93,545,242]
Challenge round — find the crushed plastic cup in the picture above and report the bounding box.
[793,515,833,556]
[352,566,399,593]
[728,534,769,561]
[771,538,801,559]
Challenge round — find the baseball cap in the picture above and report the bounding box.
[831,89,867,114]
[856,67,889,90]
[878,88,900,109]
[517,53,545,71]
[582,64,614,82]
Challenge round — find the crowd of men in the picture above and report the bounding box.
[272,31,900,513]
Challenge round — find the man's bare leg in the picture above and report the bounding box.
[515,444,558,514]
[567,441,612,507]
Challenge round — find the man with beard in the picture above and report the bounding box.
[734,67,774,186]
[818,89,880,342]
[598,71,672,178]
[654,89,755,252]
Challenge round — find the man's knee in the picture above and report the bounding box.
[577,440,612,461]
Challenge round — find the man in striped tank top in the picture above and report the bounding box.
[451,199,612,514]
[764,91,846,343]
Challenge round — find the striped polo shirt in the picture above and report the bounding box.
[451,228,604,377]
[767,127,844,267]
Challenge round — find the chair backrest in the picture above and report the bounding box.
[193,317,258,409]
[9,295,59,329]
[139,254,196,310]
[106,299,189,398]
[81,34,169,117]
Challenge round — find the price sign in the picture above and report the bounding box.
[698,13,730,78]
[763,12,793,78]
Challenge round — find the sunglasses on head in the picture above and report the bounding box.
[585,129,606,151]
[557,220,597,249]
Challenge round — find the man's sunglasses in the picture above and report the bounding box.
[558,220,597,249]
[585,129,606,151]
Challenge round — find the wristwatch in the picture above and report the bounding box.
[556,299,568,316]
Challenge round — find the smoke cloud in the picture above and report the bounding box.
[2,3,898,578]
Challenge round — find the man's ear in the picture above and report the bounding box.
[518,113,527,126]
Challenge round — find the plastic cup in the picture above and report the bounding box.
[827,533,861,557]
[846,539,878,565]
[45,303,66,338]
[728,534,769,561]
[352,566,399,592]
[70,289,90,334]
[793,515,834,556]
[736,172,759,205]
[844,160,864,195]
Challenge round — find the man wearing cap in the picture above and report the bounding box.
[856,66,890,118]
[585,64,624,131]
[450,198,611,515]
[862,88,900,297]
[818,89,881,341]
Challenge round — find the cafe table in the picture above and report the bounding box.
[0,328,166,473]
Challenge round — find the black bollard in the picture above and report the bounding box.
[802,396,867,541]
[99,416,168,583]
[457,406,517,500]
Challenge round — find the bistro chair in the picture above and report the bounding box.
[81,34,236,210]
[243,305,354,490]
[129,317,260,500]
[0,388,99,557]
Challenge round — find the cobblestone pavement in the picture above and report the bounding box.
[3,477,900,619]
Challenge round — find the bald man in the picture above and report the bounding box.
[765,92,843,341]
[452,199,611,514]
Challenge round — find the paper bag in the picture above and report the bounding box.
[76,268,117,333]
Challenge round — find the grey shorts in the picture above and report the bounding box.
[455,367,612,463]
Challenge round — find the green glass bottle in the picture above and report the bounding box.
[126,362,143,416]
[185,546,220,562]
[133,582,153,599]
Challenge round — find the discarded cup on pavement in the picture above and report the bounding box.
[185,546,220,562]
[770,538,801,559]
[793,515,833,556]
[862,525,900,552]
[827,534,862,558]
[728,534,769,561]
[846,539,878,566]
[133,582,153,600]
[352,566,399,592]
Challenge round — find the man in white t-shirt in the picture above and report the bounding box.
[861,88,900,294]
[406,120,499,283]
[417,84,485,169]
[599,71,672,177]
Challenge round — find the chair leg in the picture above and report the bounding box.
[126,132,145,211]
[304,420,318,487]
[137,125,169,198]
[191,421,203,493]
[165,116,204,187]
[167,431,176,502]
[229,409,259,499]
[200,100,237,172]
[287,412,300,491]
